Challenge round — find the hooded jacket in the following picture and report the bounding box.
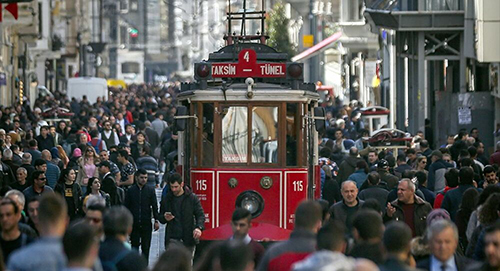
[337,156,360,184]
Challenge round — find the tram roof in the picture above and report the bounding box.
[177,83,320,102]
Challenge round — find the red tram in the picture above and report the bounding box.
[174,5,325,241]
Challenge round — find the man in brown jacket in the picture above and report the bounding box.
[385,178,432,237]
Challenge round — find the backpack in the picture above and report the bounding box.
[91,139,103,153]
[101,249,132,271]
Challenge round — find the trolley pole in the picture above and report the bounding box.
[308,0,317,82]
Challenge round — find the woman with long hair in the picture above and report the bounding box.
[414,155,428,174]
[56,145,69,168]
[83,177,110,207]
[455,187,479,251]
[54,168,82,221]
[75,145,100,194]
[466,193,500,257]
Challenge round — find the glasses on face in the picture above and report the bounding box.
[37,177,46,181]
[421,161,427,164]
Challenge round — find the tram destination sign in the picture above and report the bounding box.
[210,49,286,78]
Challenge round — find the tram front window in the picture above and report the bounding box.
[221,106,248,163]
[252,106,278,163]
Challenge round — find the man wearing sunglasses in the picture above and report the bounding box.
[22,170,54,204]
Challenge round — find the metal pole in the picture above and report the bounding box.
[309,0,316,82]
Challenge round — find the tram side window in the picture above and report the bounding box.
[201,103,214,167]
[252,107,278,163]
[286,103,298,166]
[221,106,248,163]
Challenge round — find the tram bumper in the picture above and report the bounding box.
[200,222,292,241]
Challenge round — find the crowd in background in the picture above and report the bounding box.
[0,83,500,271]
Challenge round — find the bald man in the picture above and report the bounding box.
[41,150,60,188]
[329,181,365,232]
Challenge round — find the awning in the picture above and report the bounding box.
[291,31,343,62]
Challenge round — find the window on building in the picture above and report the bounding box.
[121,62,140,74]
[130,0,138,11]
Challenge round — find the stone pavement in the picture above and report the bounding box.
[148,187,166,268]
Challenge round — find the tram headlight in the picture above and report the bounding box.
[287,63,303,79]
[195,63,211,79]
[235,191,264,218]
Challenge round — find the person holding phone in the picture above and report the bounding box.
[158,173,205,259]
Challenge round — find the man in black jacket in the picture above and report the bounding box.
[158,173,204,257]
[124,169,159,264]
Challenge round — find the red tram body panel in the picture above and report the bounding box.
[191,168,308,241]
[174,8,325,242]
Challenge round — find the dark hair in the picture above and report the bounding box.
[415,171,427,186]
[232,208,251,223]
[58,168,75,184]
[485,221,500,236]
[87,203,106,214]
[136,168,148,176]
[89,129,99,138]
[397,155,406,162]
[367,172,380,186]
[1,198,19,214]
[479,193,500,225]
[361,198,382,214]
[103,206,133,236]
[317,221,345,251]
[168,173,183,185]
[470,127,478,134]
[459,187,479,215]
[478,185,500,206]
[406,148,416,155]
[117,149,128,159]
[353,210,383,240]
[153,246,191,271]
[294,200,322,230]
[383,221,412,254]
[34,159,46,167]
[319,147,332,158]
[458,131,468,140]
[142,145,151,155]
[63,222,98,263]
[356,160,368,173]
[445,168,459,188]
[484,165,496,175]
[29,139,38,148]
[468,146,478,158]
[316,199,330,222]
[32,170,45,181]
[39,194,68,227]
[459,167,474,185]
[219,240,254,271]
[420,140,429,148]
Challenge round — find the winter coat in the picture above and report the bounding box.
[158,186,204,247]
[337,156,361,184]
[384,195,432,237]
[428,159,454,192]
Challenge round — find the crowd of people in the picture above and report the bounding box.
[0,82,500,271]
